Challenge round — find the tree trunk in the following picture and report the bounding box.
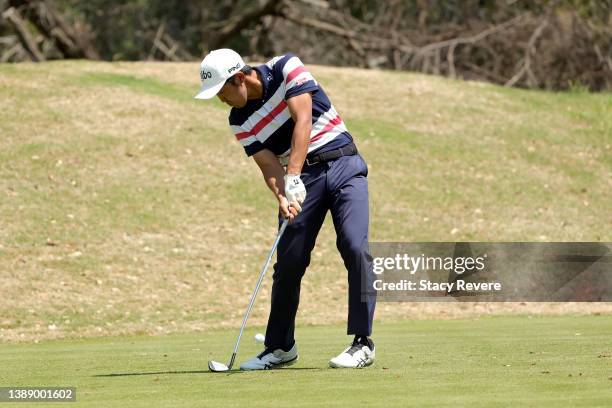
[8,0,99,59]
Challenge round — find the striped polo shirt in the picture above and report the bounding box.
[229,53,352,160]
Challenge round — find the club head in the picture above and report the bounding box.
[208,360,230,372]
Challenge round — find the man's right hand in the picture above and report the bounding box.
[279,196,299,222]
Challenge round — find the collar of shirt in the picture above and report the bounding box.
[254,65,274,100]
[241,66,272,112]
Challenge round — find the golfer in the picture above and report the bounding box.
[195,49,376,369]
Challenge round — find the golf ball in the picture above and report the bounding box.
[254,333,265,343]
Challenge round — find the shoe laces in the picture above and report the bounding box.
[257,349,273,359]
[346,336,367,356]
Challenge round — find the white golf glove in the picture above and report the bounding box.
[284,173,306,212]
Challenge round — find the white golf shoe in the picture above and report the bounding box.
[239,344,298,370]
[329,336,375,368]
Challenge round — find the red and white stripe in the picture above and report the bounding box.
[283,56,316,91]
[232,55,343,155]
[307,106,347,151]
[232,85,289,147]
[277,107,347,165]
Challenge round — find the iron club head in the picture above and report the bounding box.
[206,222,286,375]
[208,360,230,372]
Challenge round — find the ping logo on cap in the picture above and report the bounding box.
[227,63,241,74]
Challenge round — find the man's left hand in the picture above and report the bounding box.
[284,173,306,212]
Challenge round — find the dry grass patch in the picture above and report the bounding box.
[0,61,610,343]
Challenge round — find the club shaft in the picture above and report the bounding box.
[227,219,289,368]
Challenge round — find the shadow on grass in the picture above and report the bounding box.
[93,367,320,377]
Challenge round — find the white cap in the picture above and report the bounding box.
[194,49,245,99]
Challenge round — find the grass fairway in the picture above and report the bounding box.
[2,316,611,407]
[1,61,610,407]
[0,61,610,342]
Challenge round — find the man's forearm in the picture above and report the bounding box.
[286,119,311,175]
[253,148,288,202]
[261,165,286,203]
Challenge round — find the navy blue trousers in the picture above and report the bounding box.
[264,153,376,350]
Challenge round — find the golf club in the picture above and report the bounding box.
[208,218,289,372]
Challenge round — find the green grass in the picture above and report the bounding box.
[1,316,611,407]
[0,61,610,343]
[1,60,609,407]
[75,73,196,105]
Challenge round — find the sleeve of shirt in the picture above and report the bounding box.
[230,121,265,157]
[280,54,319,100]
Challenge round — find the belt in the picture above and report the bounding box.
[304,142,358,166]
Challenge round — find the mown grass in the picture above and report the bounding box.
[0,61,610,343]
[75,73,197,105]
[1,316,611,407]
